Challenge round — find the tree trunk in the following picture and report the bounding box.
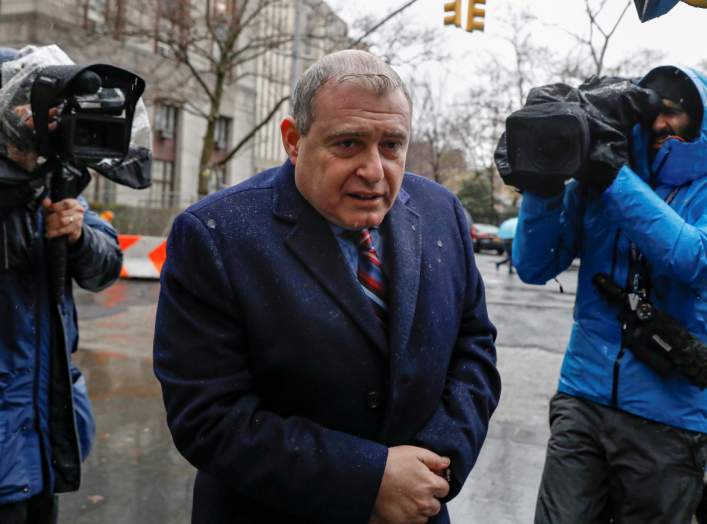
[197,70,227,198]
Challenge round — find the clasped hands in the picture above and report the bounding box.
[370,445,451,524]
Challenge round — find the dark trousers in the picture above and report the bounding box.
[535,393,707,524]
[0,493,58,524]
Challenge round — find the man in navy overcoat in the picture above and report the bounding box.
[154,49,500,524]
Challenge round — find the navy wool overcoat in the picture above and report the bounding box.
[154,161,501,524]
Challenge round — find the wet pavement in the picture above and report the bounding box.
[59,253,577,524]
[448,256,575,524]
[62,281,192,523]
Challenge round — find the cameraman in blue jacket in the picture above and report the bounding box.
[0,47,122,524]
[514,64,707,523]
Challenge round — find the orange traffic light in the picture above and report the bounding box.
[466,0,486,32]
[444,0,462,27]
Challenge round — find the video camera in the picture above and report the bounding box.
[494,76,662,195]
[0,45,152,301]
[32,64,144,167]
[0,45,151,196]
[29,63,150,210]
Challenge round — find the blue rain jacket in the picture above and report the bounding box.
[0,199,122,504]
[513,66,707,433]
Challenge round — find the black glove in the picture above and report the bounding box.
[526,176,567,198]
[580,140,627,192]
[614,85,663,131]
[579,84,662,192]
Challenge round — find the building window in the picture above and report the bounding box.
[155,104,179,140]
[209,165,228,193]
[84,0,124,33]
[90,171,117,204]
[212,0,236,16]
[84,0,106,30]
[150,160,176,207]
[214,116,231,151]
[154,0,191,54]
[152,102,179,207]
[159,0,189,22]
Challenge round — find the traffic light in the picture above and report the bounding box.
[466,0,486,32]
[444,0,462,27]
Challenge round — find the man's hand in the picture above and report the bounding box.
[43,198,84,244]
[372,445,451,524]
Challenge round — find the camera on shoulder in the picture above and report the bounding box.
[494,76,662,196]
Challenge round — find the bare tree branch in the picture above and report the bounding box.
[215,95,290,168]
[581,0,632,75]
[351,0,420,47]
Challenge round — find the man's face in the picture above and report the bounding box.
[651,99,693,149]
[281,81,411,230]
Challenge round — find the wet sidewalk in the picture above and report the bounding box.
[60,281,193,524]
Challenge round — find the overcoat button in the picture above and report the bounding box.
[367,391,382,409]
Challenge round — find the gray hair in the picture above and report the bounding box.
[292,49,412,135]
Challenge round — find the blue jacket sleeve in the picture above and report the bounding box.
[153,211,387,524]
[602,165,707,285]
[412,199,501,500]
[513,183,585,284]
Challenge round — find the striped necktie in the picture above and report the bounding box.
[354,229,388,324]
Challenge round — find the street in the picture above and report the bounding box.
[59,252,577,524]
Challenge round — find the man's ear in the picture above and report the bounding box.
[280,117,301,165]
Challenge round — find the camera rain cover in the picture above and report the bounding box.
[495,76,662,194]
[0,45,152,190]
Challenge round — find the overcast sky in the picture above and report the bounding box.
[328,0,707,80]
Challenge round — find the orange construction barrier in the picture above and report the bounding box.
[118,235,166,279]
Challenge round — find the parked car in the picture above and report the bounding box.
[471,223,505,254]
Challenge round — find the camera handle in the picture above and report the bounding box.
[47,165,69,305]
[45,163,91,304]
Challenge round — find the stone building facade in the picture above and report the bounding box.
[0,0,347,213]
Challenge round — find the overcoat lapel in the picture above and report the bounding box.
[382,191,421,360]
[274,165,388,355]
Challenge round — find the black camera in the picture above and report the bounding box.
[28,64,150,302]
[31,64,145,167]
[495,76,662,195]
[0,46,153,303]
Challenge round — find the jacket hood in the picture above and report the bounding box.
[633,65,707,187]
